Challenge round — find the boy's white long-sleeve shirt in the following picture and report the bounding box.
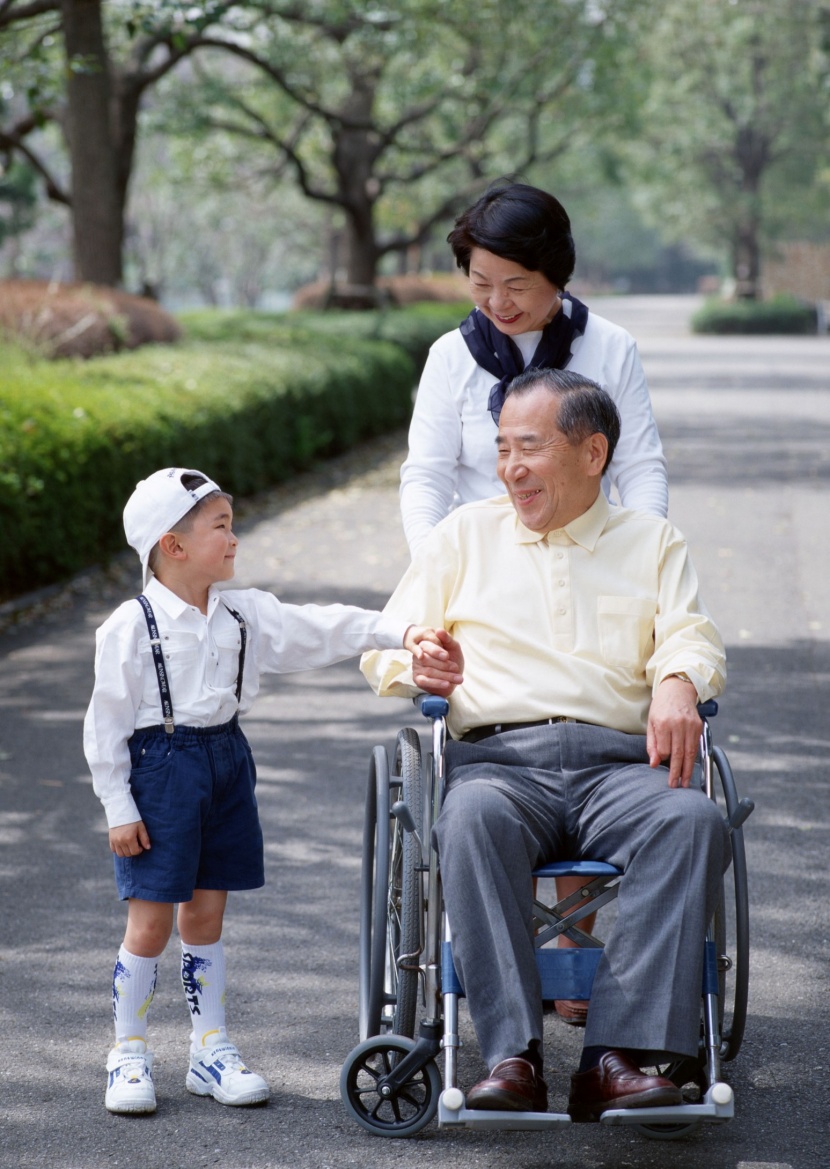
[84,577,408,829]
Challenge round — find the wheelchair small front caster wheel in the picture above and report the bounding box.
[340,1035,441,1137]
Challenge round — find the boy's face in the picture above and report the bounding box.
[176,495,238,585]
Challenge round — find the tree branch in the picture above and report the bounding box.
[0,126,69,203]
[0,0,59,28]
[189,37,356,127]
[199,101,339,207]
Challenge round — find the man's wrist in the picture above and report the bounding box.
[665,671,698,696]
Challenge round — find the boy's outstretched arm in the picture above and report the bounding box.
[109,820,152,857]
[407,628,464,696]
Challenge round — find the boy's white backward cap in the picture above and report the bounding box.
[123,467,223,587]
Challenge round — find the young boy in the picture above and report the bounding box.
[84,467,452,1115]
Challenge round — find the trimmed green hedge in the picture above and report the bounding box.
[0,313,439,600]
[180,302,469,371]
[692,295,818,335]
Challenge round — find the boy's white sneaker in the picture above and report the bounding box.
[186,1034,269,1106]
[105,1040,156,1114]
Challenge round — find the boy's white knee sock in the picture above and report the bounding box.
[180,940,227,1049]
[112,945,158,1046]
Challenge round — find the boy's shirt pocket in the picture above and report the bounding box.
[210,624,243,691]
[137,629,202,708]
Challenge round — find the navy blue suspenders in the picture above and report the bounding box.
[135,595,247,733]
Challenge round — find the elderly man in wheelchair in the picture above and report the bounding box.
[349,367,748,1136]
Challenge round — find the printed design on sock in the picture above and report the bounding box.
[137,974,157,1020]
[112,958,131,1021]
[181,950,213,1016]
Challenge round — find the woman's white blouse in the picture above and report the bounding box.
[400,310,668,555]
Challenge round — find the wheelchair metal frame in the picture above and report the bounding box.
[342,697,752,1140]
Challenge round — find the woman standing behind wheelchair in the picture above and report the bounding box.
[399,179,669,1025]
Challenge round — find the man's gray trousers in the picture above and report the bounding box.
[434,723,731,1071]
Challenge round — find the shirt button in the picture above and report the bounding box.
[558,608,566,615]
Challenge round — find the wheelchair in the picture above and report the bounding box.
[340,696,753,1140]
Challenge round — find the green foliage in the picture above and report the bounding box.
[180,303,468,371]
[0,161,37,246]
[691,296,818,336]
[0,313,427,600]
[296,303,470,369]
[152,0,647,284]
[625,0,830,290]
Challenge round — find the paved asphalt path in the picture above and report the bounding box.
[1,296,828,1169]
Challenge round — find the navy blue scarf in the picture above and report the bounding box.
[459,292,589,422]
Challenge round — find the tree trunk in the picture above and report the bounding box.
[732,222,762,300]
[328,72,385,308]
[61,0,122,285]
[729,51,771,301]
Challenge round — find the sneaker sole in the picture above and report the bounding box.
[105,1097,157,1115]
[185,1071,269,1106]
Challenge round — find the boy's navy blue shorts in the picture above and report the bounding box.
[114,717,264,902]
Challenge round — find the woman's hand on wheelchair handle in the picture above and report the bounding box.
[408,628,464,696]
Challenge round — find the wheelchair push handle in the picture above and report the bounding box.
[416,694,450,719]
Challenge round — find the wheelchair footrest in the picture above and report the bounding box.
[438,1084,734,1130]
[599,1083,734,1126]
[438,1099,572,1130]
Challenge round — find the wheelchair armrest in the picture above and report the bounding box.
[417,694,716,722]
[415,694,450,720]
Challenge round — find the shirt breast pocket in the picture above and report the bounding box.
[138,631,201,671]
[138,630,201,708]
[597,596,656,669]
[212,626,242,690]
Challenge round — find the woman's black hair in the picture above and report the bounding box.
[447,179,576,288]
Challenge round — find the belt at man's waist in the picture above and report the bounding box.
[460,716,585,744]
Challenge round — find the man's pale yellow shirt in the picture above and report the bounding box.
[361,493,725,741]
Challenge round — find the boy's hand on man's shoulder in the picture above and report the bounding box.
[405,627,464,697]
[109,820,152,856]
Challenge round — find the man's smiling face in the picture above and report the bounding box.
[496,387,606,533]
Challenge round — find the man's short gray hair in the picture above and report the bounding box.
[503,367,621,472]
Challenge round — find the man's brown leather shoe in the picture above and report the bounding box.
[466,1057,548,1112]
[568,1050,683,1121]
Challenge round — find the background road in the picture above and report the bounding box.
[1,295,828,1169]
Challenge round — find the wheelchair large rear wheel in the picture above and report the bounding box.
[711,745,750,1061]
[359,729,423,1040]
[634,745,749,1138]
